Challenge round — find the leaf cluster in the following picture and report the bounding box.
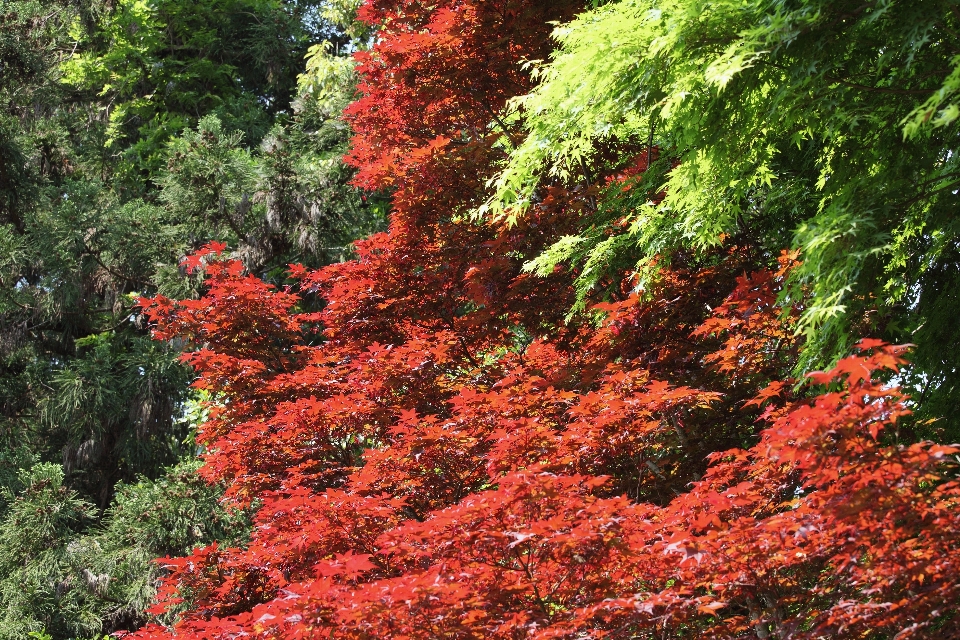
[490,0,960,432]
[0,460,249,639]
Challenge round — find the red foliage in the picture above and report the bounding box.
[130,1,960,637]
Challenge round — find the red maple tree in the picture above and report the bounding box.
[130,1,960,637]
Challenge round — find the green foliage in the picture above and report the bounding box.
[41,332,191,506]
[492,0,960,433]
[298,41,358,115]
[159,115,258,243]
[0,0,379,498]
[0,463,98,639]
[105,459,249,558]
[60,0,325,179]
[313,0,370,41]
[158,106,383,271]
[4,166,194,505]
[0,460,248,639]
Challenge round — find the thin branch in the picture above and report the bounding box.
[83,244,152,288]
[647,115,657,170]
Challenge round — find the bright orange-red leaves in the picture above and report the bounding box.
[130,1,960,638]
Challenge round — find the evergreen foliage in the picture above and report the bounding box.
[0,461,248,638]
[0,0,376,493]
